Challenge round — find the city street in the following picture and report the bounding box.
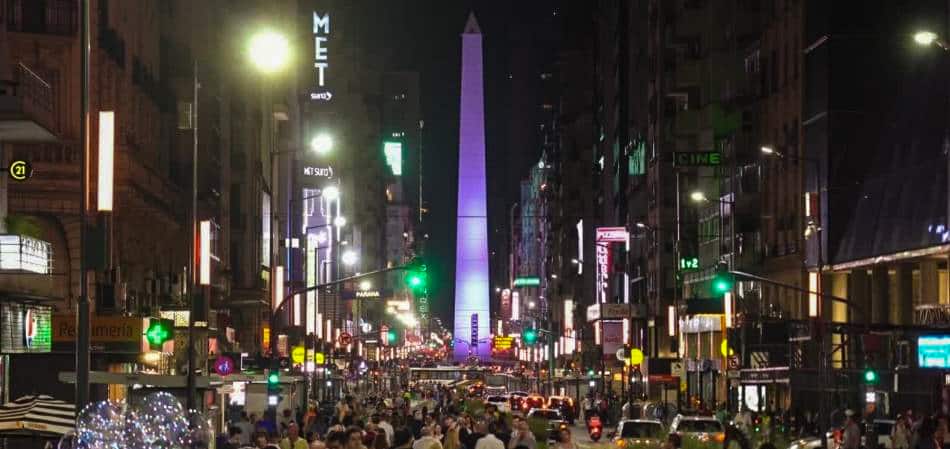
[3,1,950,449]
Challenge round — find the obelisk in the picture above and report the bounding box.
[454,12,490,362]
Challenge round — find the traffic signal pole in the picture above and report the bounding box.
[267,261,424,412]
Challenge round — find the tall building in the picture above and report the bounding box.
[454,12,490,362]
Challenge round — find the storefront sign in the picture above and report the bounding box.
[595,227,627,304]
[0,235,51,274]
[739,367,790,384]
[52,315,144,353]
[601,320,624,360]
[586,304,601,322]
[1,303,51,353]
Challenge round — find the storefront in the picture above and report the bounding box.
[0,302,52,402]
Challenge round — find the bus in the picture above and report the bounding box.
[485,372,531,393]
[408,366,490,387]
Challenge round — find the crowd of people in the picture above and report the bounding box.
[214,386,581,449]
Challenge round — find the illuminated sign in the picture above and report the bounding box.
[513,276,540,287]
[595,227,627,303]
[384,141,403,176]
[8,160,32,182]
[679,257,699,270]
[673,151,722,167]
[918,335,950,368]
[356,290,380,298]
[311,12,332,100]
[2,304,50,353]
[0,235,51,274]
[470,314,478,347]
[302,165,334,178]
[493,336,514,350]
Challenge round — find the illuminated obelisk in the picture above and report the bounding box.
[454,12,490,362]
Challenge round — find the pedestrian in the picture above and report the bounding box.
[474,421,505,449]
[552,429,577,449]
[841,410,861,449]
[236,412,255,446]
[893,414,912,449]
[345,426,368,449]
[414,425,444,449]
[506,417,535,449]
[442,416,462,449]
[914,417,939,449]
[281,422,310,449]
[392,428,416,449]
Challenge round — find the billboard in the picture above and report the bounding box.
[919,335,950,368]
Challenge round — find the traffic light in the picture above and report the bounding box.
[267,365,281,406]
[587,369,595,378]
[146,318,173,349]
[863,368,879,384]
[404,257,428,294]
[523,327,538,345]
[712,262,734,295]
[386,329,398,345]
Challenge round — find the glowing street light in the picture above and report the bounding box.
[689,191,708,203]
[359,280,372,291]
[914,30,939,46]
[248,30,291,74]
[334,216,347,227]
[310,133,334,155]
[322,186,340,201]
[341,250,358,266]
[760,145,777,155]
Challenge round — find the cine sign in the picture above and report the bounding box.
[513,276,540,287]
[673,152,722,167]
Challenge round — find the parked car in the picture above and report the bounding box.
[669,415,725,444]
[613,419,666,448]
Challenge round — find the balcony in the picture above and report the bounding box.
[0,63,57,142]
[5,0,77,36]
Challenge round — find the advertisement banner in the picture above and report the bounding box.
[1,303,51,353]
[601,320,624,360]
[52,314,144,353]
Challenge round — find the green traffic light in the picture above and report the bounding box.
[268,372,279,385]
[713,278,732,293]
[587,369,595,377]
[387,329,398,344]
[523,328,538,345]
[863,369,878,383]
[146,320,171,345]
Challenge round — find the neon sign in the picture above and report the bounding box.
[311,12,331,100]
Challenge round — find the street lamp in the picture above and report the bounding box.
[914,30,946,49]
[760,145,777,156]
[334,216,347,227]
[310,133,334,155]
[341,250,358,266]
[248,30,291,74]
[689,191,708,203]
[359,280,372,291]
[322,185,340,201]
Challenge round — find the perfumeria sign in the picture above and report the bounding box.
[311,12,332,101]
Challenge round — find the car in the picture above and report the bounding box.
[485,395,511,413]
[522,394,545,411]
[527,408,568,442]
[613,420,666,448]
[547,396,576,423]
[669,415,725,444]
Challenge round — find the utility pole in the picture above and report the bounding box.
[75,0,91,415]
[186,59,199,411]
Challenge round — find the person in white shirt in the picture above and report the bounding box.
[373,414,394,446]
[474,421,505,449]
[413,425,443,449]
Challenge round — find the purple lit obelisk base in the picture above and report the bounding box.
[454,12,490,362]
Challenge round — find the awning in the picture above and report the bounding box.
[0,395,74,437]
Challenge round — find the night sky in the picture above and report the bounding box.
[353,1,564,328]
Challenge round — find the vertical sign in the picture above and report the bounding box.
[199,220,211,285]
[500,289,512,320]
[311,12,332,100]
[97,111,115,211]
[602,320,624,360]
[470,314,478,348]
[595,227,628,304]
